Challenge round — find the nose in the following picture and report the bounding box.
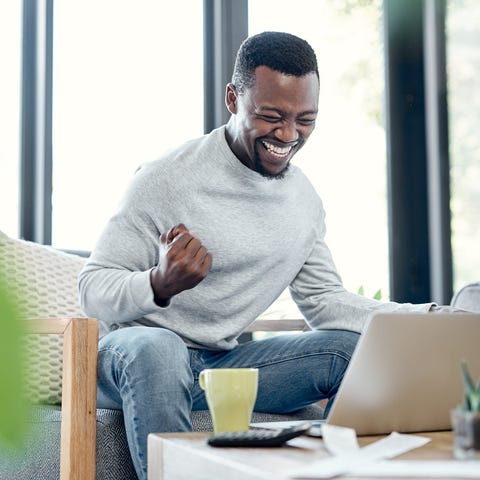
[274,121,299,143]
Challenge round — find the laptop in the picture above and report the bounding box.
[325,312,480,435]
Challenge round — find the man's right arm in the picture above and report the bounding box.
[79,222,212,327]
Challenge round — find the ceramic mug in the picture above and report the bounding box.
[199,368,258,434]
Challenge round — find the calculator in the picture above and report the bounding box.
[207,422,312,447]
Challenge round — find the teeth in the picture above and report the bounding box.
[262,141,292,157]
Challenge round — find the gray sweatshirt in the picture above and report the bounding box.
[78,126,432,349]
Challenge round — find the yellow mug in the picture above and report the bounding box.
[199,368,258,434]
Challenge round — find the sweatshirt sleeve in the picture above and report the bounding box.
[289,208,434,333]
[78,167,163,329]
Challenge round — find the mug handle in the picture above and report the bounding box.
[199,370,206,390]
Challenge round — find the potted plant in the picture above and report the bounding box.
[451,360,480,459]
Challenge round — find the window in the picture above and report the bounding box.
[52,1,204,250]
[249,0,388,320]
[446,0,480,291]
[0,2,21,238]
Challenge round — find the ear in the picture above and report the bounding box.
[225,83,238,114]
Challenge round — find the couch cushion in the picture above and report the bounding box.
[0,406,138,480]
[0,231,87,404]
[0,231,86,318]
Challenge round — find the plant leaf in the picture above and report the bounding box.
[471,392,480,414]
[461,360,475,397]
[373,289,382,300]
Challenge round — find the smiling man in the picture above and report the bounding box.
[79,32,434,480]
[225,63,319,178]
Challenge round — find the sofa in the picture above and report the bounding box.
[0,231,323,480]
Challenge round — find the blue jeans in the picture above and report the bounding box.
[97,327,359,480]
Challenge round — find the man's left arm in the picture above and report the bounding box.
[289,228,436,333]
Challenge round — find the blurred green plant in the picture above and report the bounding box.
[0,270,28,448]
[357,286,382,300]
[461,360,480,414]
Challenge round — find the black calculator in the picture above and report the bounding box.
[207,422,312,447]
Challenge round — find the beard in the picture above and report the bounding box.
[252,144,290,180]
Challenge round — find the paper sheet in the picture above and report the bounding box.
[288,426,431,479]
[321,424,359,455]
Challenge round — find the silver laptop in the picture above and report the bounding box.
[326,312,480,435]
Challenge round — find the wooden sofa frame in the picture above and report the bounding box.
[29,317,98,480]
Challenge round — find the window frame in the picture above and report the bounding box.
[18,0,453,304]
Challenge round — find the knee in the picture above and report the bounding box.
[99,326,189,370]
[97,327,193,410]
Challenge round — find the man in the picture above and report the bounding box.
[79,32,434,479]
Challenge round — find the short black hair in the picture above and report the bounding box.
[232,31,319,94]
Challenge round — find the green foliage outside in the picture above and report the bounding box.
[0,270,28,449]
[357,286,382,301]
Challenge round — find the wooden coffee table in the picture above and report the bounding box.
[148,430,458,480]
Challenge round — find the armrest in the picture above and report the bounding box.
[28,318,98,480]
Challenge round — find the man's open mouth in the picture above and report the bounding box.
[261,140,294,158]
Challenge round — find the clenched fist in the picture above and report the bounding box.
[150,224,212,306]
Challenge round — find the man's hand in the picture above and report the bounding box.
[150,224,212,306]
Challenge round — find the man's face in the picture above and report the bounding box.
[225,66,319,179]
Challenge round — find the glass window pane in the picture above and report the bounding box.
[447,0,480,291]
[52,1,204,251]
[249,0,388,318]
[0,3,21,238]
